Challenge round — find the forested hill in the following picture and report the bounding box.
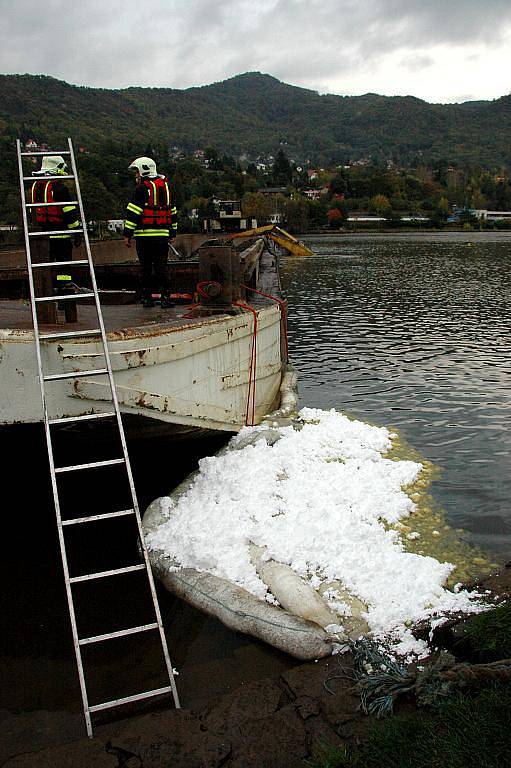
[1,72,510,168]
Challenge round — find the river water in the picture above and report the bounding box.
[281,232,511,560]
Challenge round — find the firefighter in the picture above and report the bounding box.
[123,156,177,308]
[30,155,82,322]
[30,155,82,262]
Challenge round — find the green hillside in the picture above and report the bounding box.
[1,72,510,168]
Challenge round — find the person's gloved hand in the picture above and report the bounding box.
[124,236,132,248]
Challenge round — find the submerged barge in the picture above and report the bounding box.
[0,233,297,432]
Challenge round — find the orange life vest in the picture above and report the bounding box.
[141,177,172,228]
[30,180,64,227]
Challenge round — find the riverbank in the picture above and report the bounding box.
[300,228,511,237]
[2,565,509,767]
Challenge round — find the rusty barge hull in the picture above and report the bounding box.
[0,305,282,430]
[0,237,285,432]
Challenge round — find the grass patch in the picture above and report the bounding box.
[456,602,511,661]
[309,683,511,768]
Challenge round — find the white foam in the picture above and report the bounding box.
[147,408,486,655]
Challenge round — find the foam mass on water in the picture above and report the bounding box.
[147,408,495,657]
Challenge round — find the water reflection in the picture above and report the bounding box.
[281,233,511,558]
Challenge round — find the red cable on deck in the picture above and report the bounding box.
[241,285,288,362]
[183,282,283,426]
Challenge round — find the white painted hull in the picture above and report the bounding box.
[0,304,283,431]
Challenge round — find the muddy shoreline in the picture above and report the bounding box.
[2,564,509,767]
[1,421,509,766]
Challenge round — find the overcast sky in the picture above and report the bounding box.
[1,0,510,103]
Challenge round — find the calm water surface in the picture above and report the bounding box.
[281,233,511,559]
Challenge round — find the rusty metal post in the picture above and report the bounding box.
[198,244,241,306]
[31,238,57,324]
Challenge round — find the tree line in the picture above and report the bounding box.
[1,138,511,238]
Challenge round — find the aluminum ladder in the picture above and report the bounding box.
[16,138,180,737]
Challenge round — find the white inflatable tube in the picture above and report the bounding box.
[144,499,333,660]
[249,545,341,631]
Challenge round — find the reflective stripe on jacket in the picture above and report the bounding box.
[30,179,80,239]
[123,176,177,238]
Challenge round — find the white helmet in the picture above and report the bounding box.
[128,156,157,177]
[33,155,68,176]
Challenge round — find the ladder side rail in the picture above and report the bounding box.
[67,139,181,710]
[16,140,93,737]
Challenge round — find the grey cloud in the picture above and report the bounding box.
[400,54,434,73]
[0,0,510,96]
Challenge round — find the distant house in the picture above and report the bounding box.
[25,139,38,151]
[307,169,318,181]
[304,187,329,200]
[203,199,257,233]
[107,219,124,232]
[169,146,185,159]
[472,209,511,221]
[257,187,288,196]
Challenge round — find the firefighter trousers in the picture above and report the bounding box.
[135,237,171,299]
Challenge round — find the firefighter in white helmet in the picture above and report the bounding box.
[30,155,82,258]
[123,156,177,308]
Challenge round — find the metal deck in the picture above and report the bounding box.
[0,299,234,335]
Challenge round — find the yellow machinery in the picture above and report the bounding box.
[229,225,314,257]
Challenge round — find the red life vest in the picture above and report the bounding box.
[30,180,64,227]
[141,177,172,228]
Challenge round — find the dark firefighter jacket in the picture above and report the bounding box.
[123,176,178,240]
[30,178,80,239]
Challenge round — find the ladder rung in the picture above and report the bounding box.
[23,174,75,181]
[49,412,116,425]
[55,458,125,473]
[62,509,135,526]
[44,368,108,381]
[29,229,84,237]
[70,564,146,584]
[26,200,79,208]
[20,150,71,156]
[33,260,89,268]
[79,623,159,646]
[89,686,173,714]
[35,293,94,302]
[39,328,101,340]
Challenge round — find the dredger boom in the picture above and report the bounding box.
[229,224,314,257]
